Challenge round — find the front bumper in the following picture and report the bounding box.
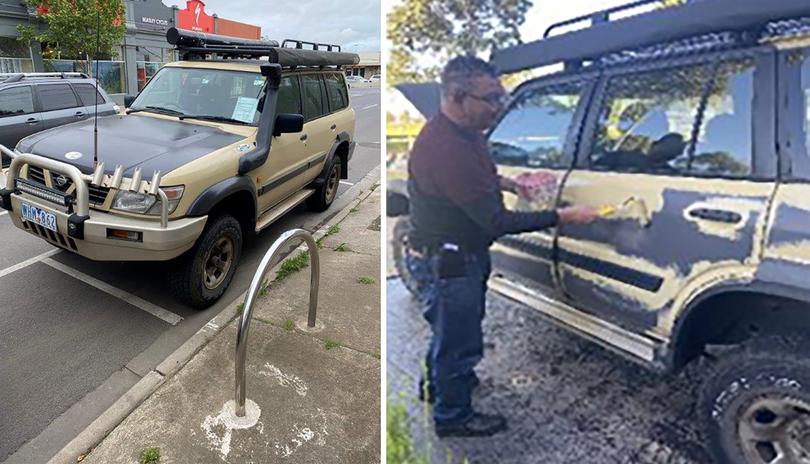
[8,193,207,261]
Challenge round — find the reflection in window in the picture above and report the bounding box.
[591,66,707,174]
[591,60,753,177]
[488,82,584,169]
[689,59,754,177]
[802,53,810,158]
[0,86,34,116]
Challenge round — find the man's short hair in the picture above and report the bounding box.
[440,56,499,98]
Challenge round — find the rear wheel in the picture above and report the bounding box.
[698,335,810,464]
[307,157,340,212]
[169,214,242,309]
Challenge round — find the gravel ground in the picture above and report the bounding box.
[387,278,712,464]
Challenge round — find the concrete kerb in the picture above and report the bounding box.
[47,166,381,464]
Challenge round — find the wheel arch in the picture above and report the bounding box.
[670,281,810,370]
[186,176,257,234]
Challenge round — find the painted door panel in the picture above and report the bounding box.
[488,78,593,297]
[0,85,43,153]
[36,84,84,129]
[556,52,775,336]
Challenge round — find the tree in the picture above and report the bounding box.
[17,0,125,63]
[387,0,532,84]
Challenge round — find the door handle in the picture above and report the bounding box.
[299,134,308,141]
[330,124,337,131]
[74,111,85,118]
[25,118,38,125]
[688,208,742,224]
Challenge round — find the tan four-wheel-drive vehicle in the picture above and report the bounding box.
[390,1,810,462]
[0,28,358,308]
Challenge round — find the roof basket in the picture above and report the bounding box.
[167,27,359,68]
[282,39,341,53]
[0,72,90,83]
[490,0,810,74]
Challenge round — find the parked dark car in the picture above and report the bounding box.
[0,72,118,166]
[391,1,810,463]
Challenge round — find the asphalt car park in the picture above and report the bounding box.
[0,87,380,464]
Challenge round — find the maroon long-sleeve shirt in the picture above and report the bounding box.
[407,112,558,250]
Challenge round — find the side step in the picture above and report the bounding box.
[255,189,314,233]
[488,275,661,364]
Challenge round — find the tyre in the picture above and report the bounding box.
[307,156,340,212]
[169,214,243,309]
[392,217,422,298]
[698,335,810,464]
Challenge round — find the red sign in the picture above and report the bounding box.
[177,0,214,34]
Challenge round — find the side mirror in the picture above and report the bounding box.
[273,113,304,136]
[124,94,136,108]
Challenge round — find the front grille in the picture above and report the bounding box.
[25,165,111,206]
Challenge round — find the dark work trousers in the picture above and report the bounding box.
[405,245,491,426]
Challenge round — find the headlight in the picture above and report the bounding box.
[113,186,184,215]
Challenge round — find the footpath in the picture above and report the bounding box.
[73,186,382,464]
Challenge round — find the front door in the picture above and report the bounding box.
[487,76,594,298]
[556,51,776,335]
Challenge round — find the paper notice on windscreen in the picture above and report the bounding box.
[232,97,259,123]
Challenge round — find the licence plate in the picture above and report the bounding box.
[21,203,57,232]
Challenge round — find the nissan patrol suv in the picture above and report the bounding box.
[0,28,357,308]
[390,1,810,462]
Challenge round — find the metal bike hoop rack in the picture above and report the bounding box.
[234,228,320,417]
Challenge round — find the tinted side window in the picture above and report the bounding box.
[277,75,301,114]
[301,74,325,121]
[0,86,35,117]
[801,52,810,158]
[324,73,348,111]
[38,84,80,111]
[73,84,105,106]
[691,59,754,177]
[489,81,585,169]
[591,60,753,177]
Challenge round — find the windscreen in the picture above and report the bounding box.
[131,67,267,125]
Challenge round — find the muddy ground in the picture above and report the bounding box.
[387,278,711,464]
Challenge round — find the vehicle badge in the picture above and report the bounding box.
[65,152,83,160]
[54,175,68,187]
[238,144,251,152]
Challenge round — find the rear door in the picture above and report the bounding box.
[0,85,43,156]
[323,71,352,168]
[72,82,116,116]
[555,49,777,335]
[36,83,87,129]
[487,76,595,297]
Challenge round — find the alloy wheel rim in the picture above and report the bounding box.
[325,163,339,203]
[203,236,234,290]
[739,395,810,464]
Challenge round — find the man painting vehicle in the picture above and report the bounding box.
[405,56,600,437]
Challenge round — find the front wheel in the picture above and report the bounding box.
[169,215,243,309]
[698,335,810,464]
[307,156,341,212]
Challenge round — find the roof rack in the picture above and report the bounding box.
[490,0,810,74]
[167,28,359,68]
[282,39,342,53]
[0,72,90,83]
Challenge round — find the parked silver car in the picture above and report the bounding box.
[0,73,119,166]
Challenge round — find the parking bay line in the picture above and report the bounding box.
[42,257,183,326]
[361,104,378,110]
[0,211,8,217]
[0,248,62,279]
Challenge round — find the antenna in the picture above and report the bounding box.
[93,6,100,169]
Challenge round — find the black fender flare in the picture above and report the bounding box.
[186,175,257,218]
[311,131,351,186]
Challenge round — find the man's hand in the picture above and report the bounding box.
[558,205,600,224]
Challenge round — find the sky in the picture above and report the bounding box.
[387,0,639,116]
[166,0,381,52]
